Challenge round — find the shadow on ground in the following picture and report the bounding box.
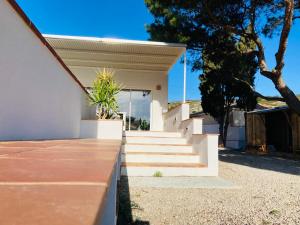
[117,176,150,225]
[219,149,300,176]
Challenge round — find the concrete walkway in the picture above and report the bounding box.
[125,176,238,189]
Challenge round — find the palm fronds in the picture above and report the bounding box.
[89,69,122,119]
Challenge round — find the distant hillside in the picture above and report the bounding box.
[256,94,300,108]
[168,100,202,113]
[168,96,300,113]
[257,98,286,108]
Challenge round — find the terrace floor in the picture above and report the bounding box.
[0,139,121,225]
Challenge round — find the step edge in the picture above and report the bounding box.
[123,143,191,146]
[124,136,185,139]
[122,152,198,156]
[121,162,207,168]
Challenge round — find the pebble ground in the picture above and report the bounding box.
[118,150,300,225]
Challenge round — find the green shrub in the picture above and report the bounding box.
[139,119,150,130]
[153,171,163,177]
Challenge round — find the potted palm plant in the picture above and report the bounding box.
[89,69,121,119]
[80,69,123,140]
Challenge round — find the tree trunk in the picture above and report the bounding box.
[273,75,300,114]
[219,116,225,146]
[223,110,230,147]
[223,105,231,147]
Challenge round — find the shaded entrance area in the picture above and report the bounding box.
[265,111,293,153]
[245,107,300,157]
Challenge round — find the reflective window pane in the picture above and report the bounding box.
[116,90,151,131]
[130,90,151,130]
[116,90,130,130]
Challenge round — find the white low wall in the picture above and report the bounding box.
[181,118,203,142]
[192,134,219,176]
[165,103,218,176]
[164,103,189,132]
[100,155,121,225]
[80,120,123,140]
[179,117,218,176]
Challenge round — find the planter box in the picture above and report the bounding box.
[80,120,123,140]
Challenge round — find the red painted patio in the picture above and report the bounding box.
[0,139,121,225]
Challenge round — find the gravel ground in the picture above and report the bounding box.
[118,150,300,225]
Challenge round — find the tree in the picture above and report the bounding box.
[145,0,300,113]
[200,31,257,145]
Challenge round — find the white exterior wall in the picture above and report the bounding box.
[0,1,89,140]
[70,67,168,131]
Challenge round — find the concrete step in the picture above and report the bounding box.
[121,162,208,177]
[121,143,193,153]
[124,131,182,138]
[122,152,200,164]
[123,136,187,145]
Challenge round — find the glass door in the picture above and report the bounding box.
[117,89,151,131]
[116,90,131,130]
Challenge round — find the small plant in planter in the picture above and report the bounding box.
[89,69,122,119]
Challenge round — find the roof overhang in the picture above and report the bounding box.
[44,34,186,74]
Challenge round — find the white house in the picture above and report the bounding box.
[41,34,219,177]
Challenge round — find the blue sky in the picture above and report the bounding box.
[17,0,300,102]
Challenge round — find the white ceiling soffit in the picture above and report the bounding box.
[44,34,186,73]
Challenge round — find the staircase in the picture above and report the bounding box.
[121,131,207,177]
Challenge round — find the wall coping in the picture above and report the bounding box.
[81,119,123,122]
[192,133,219,136]
[163,102,189,115]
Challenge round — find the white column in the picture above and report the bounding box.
[183,50,187,103]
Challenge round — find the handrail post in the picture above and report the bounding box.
[183,50,187,103]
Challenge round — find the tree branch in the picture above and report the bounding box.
[254,92,285,102]
[247,2,276,80]
[275,0,294,72]
[232,77,285,102]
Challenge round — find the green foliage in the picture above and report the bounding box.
[139,119,150,130]
[89,69,122,119]
[145,0,270,143]
[269,209,281,217]
[153,171,163,177]
[145,0,300,114]
[199,31,257,144]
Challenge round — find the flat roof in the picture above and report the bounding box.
[44,34,187,48]
[44,34,186,75]
[247,106,289,114]
[0,139,121,225]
